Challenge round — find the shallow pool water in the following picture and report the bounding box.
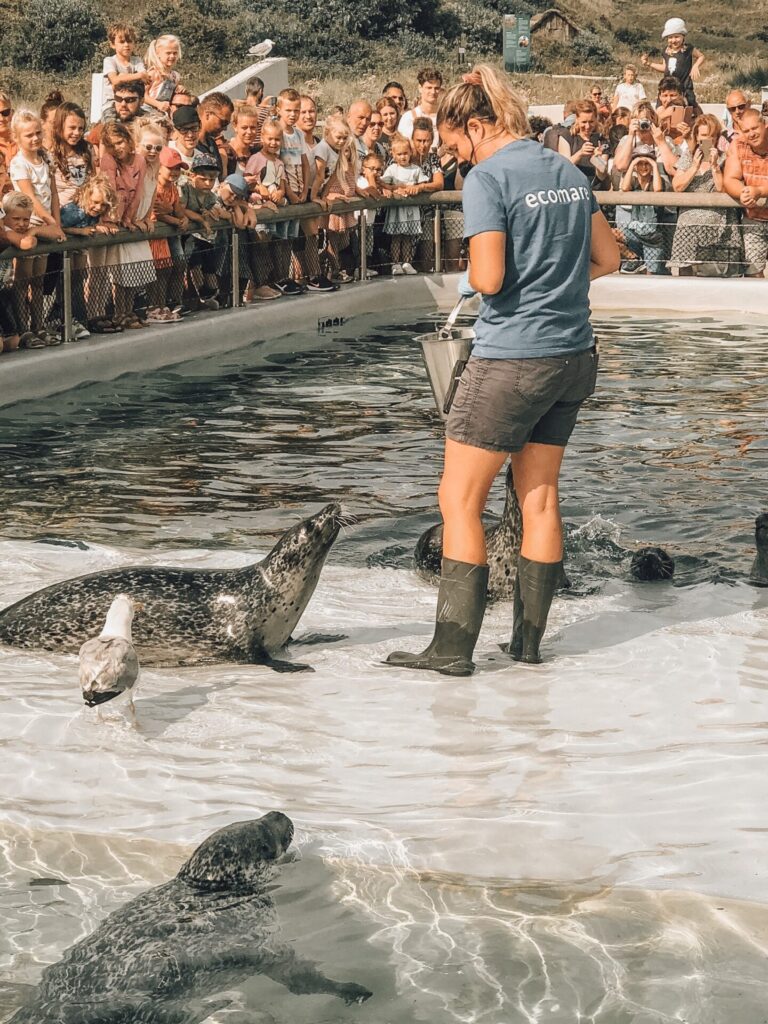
[1,313,767,1023]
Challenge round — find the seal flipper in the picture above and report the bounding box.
[254,651,315,673]
[290,632,348,646]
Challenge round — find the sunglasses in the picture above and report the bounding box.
[727,103,747,113]
[115,96,139,104]
[142,143,163,153]
[369,120,383,127]
[0,108,11,118]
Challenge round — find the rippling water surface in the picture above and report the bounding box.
[1,313,768,1023]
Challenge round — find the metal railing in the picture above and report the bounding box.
[1,191,764,348]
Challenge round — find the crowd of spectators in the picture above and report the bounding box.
[0,14,766,353]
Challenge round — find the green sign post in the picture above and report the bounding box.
[503,14,532,72]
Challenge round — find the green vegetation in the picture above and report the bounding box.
[0,0,765,109]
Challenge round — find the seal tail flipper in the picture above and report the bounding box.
[256,652,315,673]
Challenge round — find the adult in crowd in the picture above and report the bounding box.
[376,97,400,156]
[195,92,234,179]
[723,109,768,277]
[641,18,704,111]
[169,104,200,161]
[608,107,630,156]
[655,77,692,148]
[612,103,679,179]
[614,155,665,273]
[588,85,611,117]
[229,103,260,172]
[0,90,17,168]
[386,65,619,677]
[541,100,578,152]
[397,68,443,145]
[382,82,408,116]
[299,95,320,149]
[670,114,739,276]
[558,101,609,188]
[347,100,372,161]
[362,109,387,161]
[611,65,646,111]
[89,81,144,146]
[723,90,751,142]
[169,87,198,120]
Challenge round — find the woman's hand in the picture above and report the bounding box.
[650,124,665,145]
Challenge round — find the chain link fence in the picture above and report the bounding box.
[0,193,765,349]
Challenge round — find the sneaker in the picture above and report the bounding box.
[145,307,168,324]
[251,285,282,301]
[276,279,304,296]
[620,262,647,275]
[391,263,404,276]
[41,329,62,346]
[72,320,91,340]
[334,270,354,284]
[401,262,418,275]
[203,297,220,311]
[306,275,338,292]
[366,268,379,277]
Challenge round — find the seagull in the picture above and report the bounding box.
[79,595,140,720]
[248,39,274,58]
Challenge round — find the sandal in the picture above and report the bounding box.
[116,314,146,330]
[87,318,120,335]
[19,331,45,349]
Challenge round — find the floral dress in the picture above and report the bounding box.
[669,152,742,274]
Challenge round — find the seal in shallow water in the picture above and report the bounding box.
[414,465,523,601]
[0,504,346,672]
[9,811,373,1024]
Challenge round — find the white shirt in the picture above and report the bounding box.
[613,81,647,111]
[397,106,439,149]
[10,152,52,224]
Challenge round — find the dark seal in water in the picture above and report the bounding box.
[9,812,372,1024]
[0,504,347,672]
[750,513,768,586]
[629,546,675,582]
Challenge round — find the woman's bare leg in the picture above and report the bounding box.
[439,439,508,564]
[510,443,566,562]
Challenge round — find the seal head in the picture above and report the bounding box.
[629,546,675,582]
[178,811,294,893]
[750,513,768,586]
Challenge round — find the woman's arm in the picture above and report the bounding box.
[690,49,705,81]
[672,151,701,192]
[590,210,621,279]
[467,231,506,295]
[651,162,663,192]
[619,164,636,192]
[612,134,634,173]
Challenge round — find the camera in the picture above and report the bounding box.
[638,119,651,131]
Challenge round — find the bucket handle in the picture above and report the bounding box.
[442,356,469,416]
[438,296,466,340]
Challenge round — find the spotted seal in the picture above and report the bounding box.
[0,504,347,672]
[414,465,523,601]
[9,811,373,1024]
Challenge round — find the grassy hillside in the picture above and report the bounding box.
[1,0,765,111]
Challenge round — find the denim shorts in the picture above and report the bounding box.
[445,347,598,453]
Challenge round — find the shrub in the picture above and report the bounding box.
[614,26,651,48]
[731,64,768,90]
[8,0,105,75]
[571,30,613,65]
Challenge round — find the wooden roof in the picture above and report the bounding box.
[530,9,582,31]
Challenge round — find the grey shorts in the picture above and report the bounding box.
[446,347,598,453]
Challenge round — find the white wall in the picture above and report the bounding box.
[199,56,289,103]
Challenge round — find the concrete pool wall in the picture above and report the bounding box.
[1,275,766,408]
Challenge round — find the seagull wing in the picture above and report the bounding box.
[78,637,140,697]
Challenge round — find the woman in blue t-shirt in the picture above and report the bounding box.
[387,65,620,677]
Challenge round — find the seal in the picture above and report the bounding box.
[9,811,373,1024]
[629,546,675,582]
[750,513,768,586]
[0,504,346,673]
[414,465,523,601]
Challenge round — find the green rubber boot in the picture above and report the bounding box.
[385,558,489,677]
[512,556,562,664]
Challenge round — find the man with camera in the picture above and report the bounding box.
[557,100,609,188]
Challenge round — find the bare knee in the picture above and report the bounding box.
[438,477,482,525]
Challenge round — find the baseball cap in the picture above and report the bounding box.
[190,151,219,173]
[222,172,250,200]
[159,146,188,170]
[172,105,201,131]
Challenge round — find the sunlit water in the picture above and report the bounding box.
[1,313,768,1023]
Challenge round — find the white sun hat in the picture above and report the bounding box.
[661,17,688,38]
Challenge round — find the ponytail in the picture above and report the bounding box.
[436,64,529,139]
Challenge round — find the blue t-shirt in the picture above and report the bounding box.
[462,139,598,359]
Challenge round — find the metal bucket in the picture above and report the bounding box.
[417,327,474,421]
